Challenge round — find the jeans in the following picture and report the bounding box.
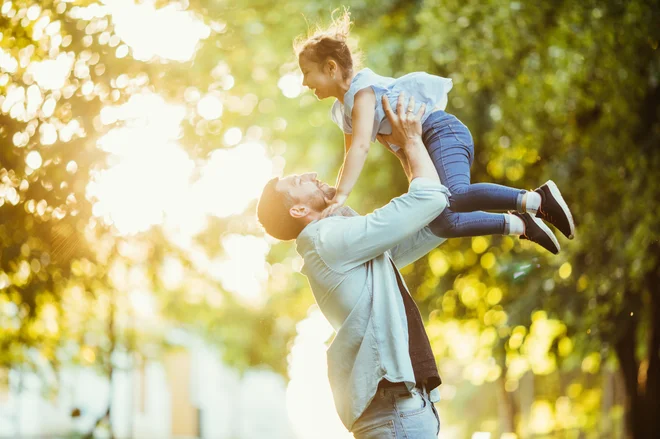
[422,111,526,238]
[351,385,440,439]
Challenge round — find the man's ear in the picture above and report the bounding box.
[289,204,309,219]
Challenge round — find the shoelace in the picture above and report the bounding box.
[539,206,557,226]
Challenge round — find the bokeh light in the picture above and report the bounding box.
[278,73,303,98]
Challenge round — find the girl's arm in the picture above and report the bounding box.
[344,132,353,154]
[328,88,376,207]
[335,132,352,187]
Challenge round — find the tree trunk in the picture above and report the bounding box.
[644,257,660,439]
[495,346,517,435]
[613,299,642,439]
[84,291,116,439]
[618,245,660,439]
[106,291,116,439]
[601,370,615,436]
[496,373,517,434]
[518,371,534,438]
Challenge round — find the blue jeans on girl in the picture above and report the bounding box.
[421,111,525,238]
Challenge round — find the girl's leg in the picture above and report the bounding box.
[422,112,525,238]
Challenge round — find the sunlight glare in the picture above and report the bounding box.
[129,290,157,319]
[107,0,210,62]
[26,84,43,116]
[0,47,18,74]
[208,234,270,306]
[88,140,194,235]
[160,256,185,290]
[286,308,353,439]
[99,93,185,140]
[195,142,273,218]
[90,92,275,238]
[39,123,57,145]
[28,53,74,90]
[1,85,24,114]
[88,93,193,235]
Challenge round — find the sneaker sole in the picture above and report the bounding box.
[530,215,561,253]
[531,214,561,254]
[545,180,575,239]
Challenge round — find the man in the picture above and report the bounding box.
[257,94,448,438]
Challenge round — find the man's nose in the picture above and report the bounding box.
[304,172,317,181]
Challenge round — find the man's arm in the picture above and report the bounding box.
[318,179,448,272]
[377,133,413,182]
[388,226,446,268]
[388,95,439,183]
[379,94,450,268]
[317,94,449,272]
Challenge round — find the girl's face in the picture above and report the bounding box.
[299,55,338,100]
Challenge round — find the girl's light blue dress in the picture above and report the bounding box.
[330,68,453,151]
[331,67,528,240]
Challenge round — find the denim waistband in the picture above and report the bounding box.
[422,109,458,132]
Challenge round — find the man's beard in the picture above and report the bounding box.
[323,185,337,201]
[310,183,337,211]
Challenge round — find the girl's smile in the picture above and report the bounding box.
[298,55,352,101]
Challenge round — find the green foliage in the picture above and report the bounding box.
[0,0,658,437]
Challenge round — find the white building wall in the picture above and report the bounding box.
[0,340,294,439]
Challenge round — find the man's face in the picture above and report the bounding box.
[276,172,336,213]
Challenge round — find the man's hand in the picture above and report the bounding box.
[381,93,439,184]
[380,93,426,151]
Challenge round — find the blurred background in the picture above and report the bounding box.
[0,0,658,438]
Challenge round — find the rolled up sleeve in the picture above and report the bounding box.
[317,178,450,272]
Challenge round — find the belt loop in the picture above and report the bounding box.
[421,380,429,397]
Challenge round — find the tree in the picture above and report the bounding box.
[2,0,657,437]
[353,0,660,436]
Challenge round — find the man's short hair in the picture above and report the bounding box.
[257,177,305,240]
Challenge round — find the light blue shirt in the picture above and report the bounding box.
[295,177,450,430]
[330,68,453,150]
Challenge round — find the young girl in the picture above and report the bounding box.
[293,11,574,254]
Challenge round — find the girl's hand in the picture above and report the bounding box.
[320,193,348,218]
